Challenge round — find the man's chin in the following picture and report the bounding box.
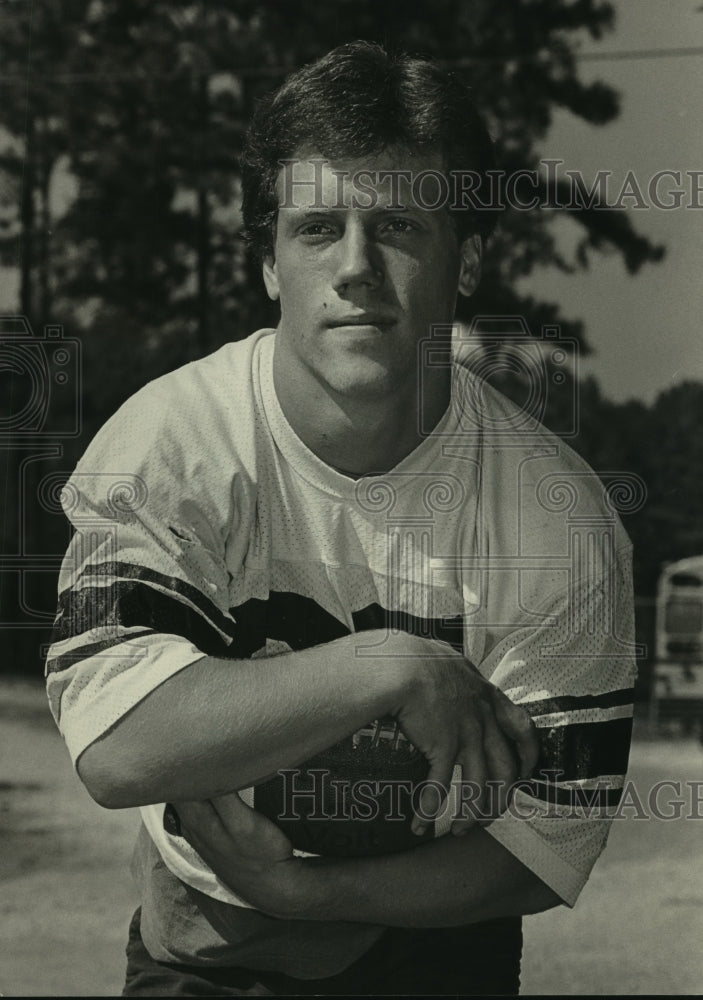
[319,362,404,401]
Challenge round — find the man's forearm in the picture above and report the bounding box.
[287,827,561,928]
[77,631,406,808]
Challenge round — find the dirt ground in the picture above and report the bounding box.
[1,677,702,997]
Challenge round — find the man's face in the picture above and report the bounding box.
[263,148,481,400]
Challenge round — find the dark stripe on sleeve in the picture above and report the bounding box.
[53,581,235,656]
[59,561,233,637]
[352,603,464,653]
[228,592,350,659]
[516,779,625,808]
[46,629,159,675]
[534,716,633,781]
[523,688,634,717]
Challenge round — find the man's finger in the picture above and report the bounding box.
[492,692,539,778]
[451,732,487,835]
[170,798,227,855]
[210,791,258,835]
[413,752,453,835]
[481,715,519,821]
[483,714,519,785]
[212,791,295,861]
[449,775,477,836]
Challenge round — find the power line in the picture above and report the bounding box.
[440,45,703,70]
[0,44,702,82]
[576,44,703,62]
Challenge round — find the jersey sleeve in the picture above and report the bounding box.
[479,542,637,906]
[45,379,239,765]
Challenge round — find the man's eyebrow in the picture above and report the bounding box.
[282,207,339,216]
[276,207,340,227]
[278,204,426,219]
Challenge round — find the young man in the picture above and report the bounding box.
[46,42,637,996]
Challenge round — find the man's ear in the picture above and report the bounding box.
[458,234,482,298]
[262,255,280,302]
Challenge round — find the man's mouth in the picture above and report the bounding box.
[325,314,396,329]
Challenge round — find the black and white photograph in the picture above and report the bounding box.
[1,1,702,995]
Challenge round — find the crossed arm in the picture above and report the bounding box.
[77,628,561,926]
[172,791,561,927]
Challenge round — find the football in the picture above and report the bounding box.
[252,715,437,857]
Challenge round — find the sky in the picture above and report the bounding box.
[518,0,703,403]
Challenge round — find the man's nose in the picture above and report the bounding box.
[331,225,383,293]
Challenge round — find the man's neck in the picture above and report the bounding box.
[272,340,451,477]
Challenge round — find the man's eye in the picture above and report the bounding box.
[298,222,335,237]
[382,217,416,234]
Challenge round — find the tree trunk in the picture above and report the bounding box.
[20,111,35,323]
[38,121,51,325]
[196,73,210,356]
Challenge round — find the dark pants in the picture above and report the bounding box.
[123,907,522,997]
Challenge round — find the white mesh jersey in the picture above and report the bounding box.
[46,328,636,911]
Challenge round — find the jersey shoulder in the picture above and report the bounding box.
[75,330,272,480]
[450,363,633,557]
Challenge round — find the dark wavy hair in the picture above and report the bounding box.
[241,41,500,260]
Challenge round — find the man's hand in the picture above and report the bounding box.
[391,635,539,835]
[172,788,560,929]
[77,628,537,815]
[173,793,307,918]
